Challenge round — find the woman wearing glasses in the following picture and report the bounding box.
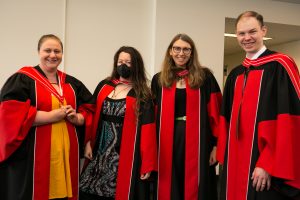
[151,33,222,200]
[79,46,157,200]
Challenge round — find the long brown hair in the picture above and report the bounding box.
[109,46,151,117]
[160,33,208,88]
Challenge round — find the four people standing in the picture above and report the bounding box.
[151,33,222,200]
[1,10,300,200]
[217,11,300,200]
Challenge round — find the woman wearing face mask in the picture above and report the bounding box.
[151,33,222,200]
[79,46,157,200]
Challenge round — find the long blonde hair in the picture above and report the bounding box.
[160,33,208,88]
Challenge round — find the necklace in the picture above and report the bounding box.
[111,85,131,98]
[176,69,188,87]
[178,78,185,86]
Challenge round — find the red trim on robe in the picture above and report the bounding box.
[16,66,87,200]
[216,116,229,164]
[158,80,201,200]
[185,84,200,200]
[226,71,263,200]
[243,53,300,99]
[78,104,95,144]
[33,82,53,199]
[140,123,158,174]
[115,96,137,200]
[0,100,37,162]
[158,84,175,200]
[91,83,157,199]
[90,84,114,146]
[207,92,222,138]
[64,83,81,200]
[18,66,66,104]
[257,114,300,189]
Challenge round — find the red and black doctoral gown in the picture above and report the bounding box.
[151,69,222,200]
[217,49,300,200]
[88,79,158,200]
[0,66,94,200]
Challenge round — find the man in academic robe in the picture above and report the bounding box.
[217,11,300,200]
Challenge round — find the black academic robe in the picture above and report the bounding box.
[151,70,222,200]
[217,50,300,200]
[84,79,157,200]
[0,66,94,200]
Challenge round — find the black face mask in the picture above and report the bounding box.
[117,64,131,78]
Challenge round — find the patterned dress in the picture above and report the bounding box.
[80,97,126,198]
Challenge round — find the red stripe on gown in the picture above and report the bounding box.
[140,123,158,174]
[243,53,300,99]
[158,81,201,200]
[185,84,200,200]
[90,85,114,147]
[34,79,81,200]
[226,70,263,200]
[33,83,53,200]
[158,85,175,200]
[207,92,222,138]
[115,96,137,200]
[216,116,229,164]
[64,83,80,200]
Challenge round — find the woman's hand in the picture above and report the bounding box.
[63,105,84,126]
[84,141,93,160]
[140,172,151,180]
[209,146,217,166]
[33,108,66,126]
[252,167,271,191]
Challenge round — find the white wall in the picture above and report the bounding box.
[0,0,65,85]
[1,0,300,92]
[271,40,300,69]
[64,0,156,91]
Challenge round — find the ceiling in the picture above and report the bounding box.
[224,18,300,56]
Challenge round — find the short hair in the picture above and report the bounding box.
[38,34,63,52]
[235,11,264,27]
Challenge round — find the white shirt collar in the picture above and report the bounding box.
[246,45,267,60]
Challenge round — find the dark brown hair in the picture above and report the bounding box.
[109,46,151,117]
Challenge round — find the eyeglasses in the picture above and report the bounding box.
[172,46,192,55]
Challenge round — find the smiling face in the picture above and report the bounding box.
[236,16,267,55]
[169,39,192,68]
[38,38,63,72]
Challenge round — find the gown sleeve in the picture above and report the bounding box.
[139,99,158,174]
[0,73,37,162]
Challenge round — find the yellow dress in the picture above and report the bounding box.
[49,96,72,199]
